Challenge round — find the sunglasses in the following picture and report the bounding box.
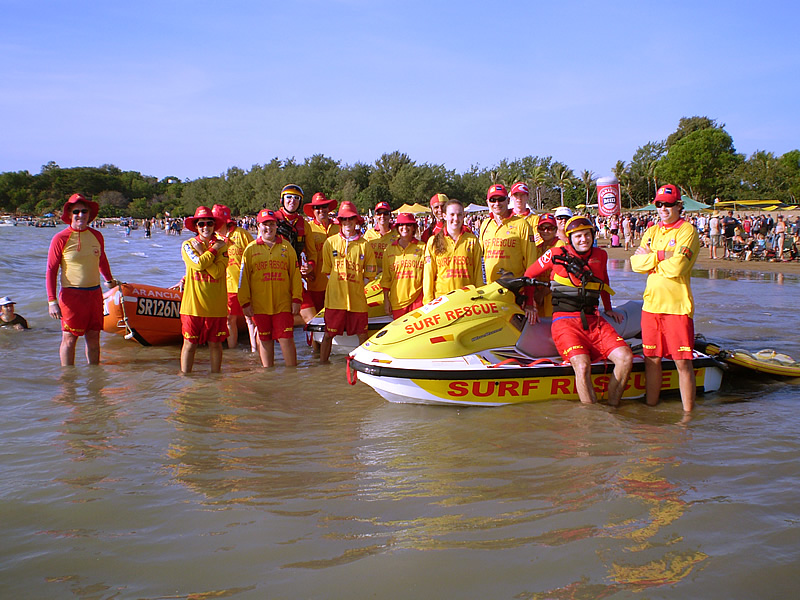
[376,211,391,216]
[72,209,90,215]
[487,197,508,203]
[654,201,679,208]
[339,216,357,222]
[538,226,556,232]
[555,216,569,220]
[283,194,302,201]
[196,220,216,228]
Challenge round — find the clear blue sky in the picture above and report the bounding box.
[2,0,798,181]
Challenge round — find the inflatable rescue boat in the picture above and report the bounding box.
[348,277,725,407]
[103,282,184,345]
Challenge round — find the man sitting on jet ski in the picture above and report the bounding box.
[523,215,633,407]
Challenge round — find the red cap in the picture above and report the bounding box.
[655,184,681,205]
[395,212,417,226]
[375,201,392,213]
[510,182,530,196]
[257,208,279,223]
[537,214,557,229]
[486,184,509,201]
[430,193,448,208]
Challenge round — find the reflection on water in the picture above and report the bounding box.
[3,227,800,598]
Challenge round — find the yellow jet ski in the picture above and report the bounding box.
[348,276,724,407]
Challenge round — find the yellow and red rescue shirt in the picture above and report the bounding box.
[423,230,483,304]
[238,236,303,315]
[381,238,426,311]
[306,219,340,293]
[46,227,113,300]
[364,227,399,272]
[321,233,377,312]
[222,225,253,294]
[516,209,542,245]
[630,218,700,317]
[180,236,229,318]
[479,214,537,282]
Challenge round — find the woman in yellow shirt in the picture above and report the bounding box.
[381,213,425,318]
[423,199,483,304]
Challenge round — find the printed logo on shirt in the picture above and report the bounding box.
[679,246,694,260]
[332,250,338,257]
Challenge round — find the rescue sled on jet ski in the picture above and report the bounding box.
[347,276,725,407]
[305,278,392,351]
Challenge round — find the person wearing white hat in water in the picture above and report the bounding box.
[0,297,28,330]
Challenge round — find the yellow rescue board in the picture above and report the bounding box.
[699,340,800,378]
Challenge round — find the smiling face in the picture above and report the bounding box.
[374,210,392,233]
[397,223,416,242]
[488,195,510,219]
[431,202,444,222]
[70,202,90,230]
[0,303,14,321]
[570,229,594,253]
[339,216,358,237]
[282,193,302,214]
[444,202,464,237]
[657,201,682,225]
[258,220,277,243]
[194,218,217,241]
[538,223,556,244]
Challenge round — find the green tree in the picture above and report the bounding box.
[657,127,742,203]
[580,169,595,207]
[666,116,719,149]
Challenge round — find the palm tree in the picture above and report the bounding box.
[529,166,547,210]
[612,160,635,209]
[552,163,575,207]
[580,169,595,207]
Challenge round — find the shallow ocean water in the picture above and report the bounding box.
[1,225,799,599]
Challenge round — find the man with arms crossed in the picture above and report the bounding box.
[630,184,700,412]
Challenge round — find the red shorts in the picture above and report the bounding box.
[227,292,244,316]
[181,315,229,345]
[391,294,424,320]
[641,311,694,360]
[252,312,294,341]
[60,287,103,336]
[324,308,368,337]
[301,289,326,312]
[551,314,628,361]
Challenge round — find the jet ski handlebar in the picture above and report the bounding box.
[496,276,549,294]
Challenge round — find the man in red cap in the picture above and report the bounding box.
[212,204,255,351]
[46,193,117,365]
[179,206,229,373]
[238,209,303,367]
[510,182,541,245]
[319,201,377,363]
[420,193,447,242]
[631,184,700,412]
[479,184,536,282]
[364,201,398,275]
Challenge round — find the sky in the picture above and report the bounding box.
[2,0,798,182]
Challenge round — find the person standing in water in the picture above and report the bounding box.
[631,184,700,412]
[46,193,117,365]
[179,206,229,374]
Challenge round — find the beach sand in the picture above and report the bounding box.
[601,242,800,276]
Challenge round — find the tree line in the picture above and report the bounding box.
[1,116,798,219]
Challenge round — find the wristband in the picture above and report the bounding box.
[48,300,58,306]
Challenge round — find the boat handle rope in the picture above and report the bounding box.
[346,355,358,385]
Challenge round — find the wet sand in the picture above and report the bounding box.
[602,242,800,276]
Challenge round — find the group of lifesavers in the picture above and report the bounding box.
[46,181,700,412]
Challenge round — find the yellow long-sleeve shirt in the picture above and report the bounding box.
[321,234,377,312]
[479,214,537,282]
[381,238,426,310]
[223,226,254,294]
[365,228,399,273]
[423,231,483,304]
[237,237,303,315]
[630,219,700,317]
[306,220,339,293]
[180,236,229,318]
